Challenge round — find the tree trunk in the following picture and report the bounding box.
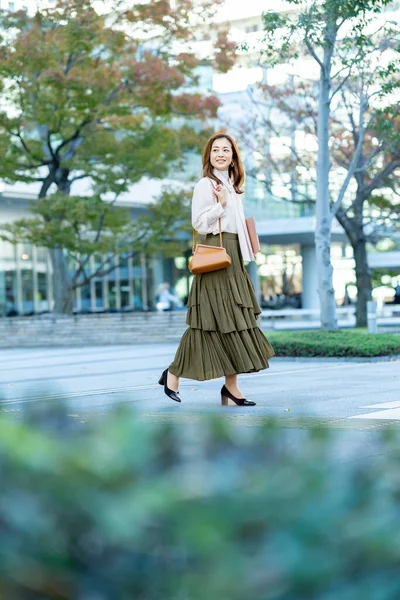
[315,42,337,331]
[352,238,372,328]
[336,207,372,329]
[48,174,75,315]
[50,248,74,315]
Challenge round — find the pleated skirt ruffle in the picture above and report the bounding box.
[169,233,275,381]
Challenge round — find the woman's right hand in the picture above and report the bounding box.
[214,184,227,207]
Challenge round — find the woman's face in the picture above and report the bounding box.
[210,137,233,171]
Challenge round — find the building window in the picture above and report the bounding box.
[36,247,48,263]
[0,240,15,261]
[132,263,143,310]
[107,280,117,310]
[245,24,260,33]
[37,272,49,312]
[80,284,91,312]
[95,280,104,309]
[119,255,129,279]
[120,281,130,308]
[119,255,130,309]
[4,270,18,316]
[21,269,34,314]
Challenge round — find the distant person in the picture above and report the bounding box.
[157,283,181,312]
[342,286,352,306]
[394,280,400,305]
[158,132,275,406]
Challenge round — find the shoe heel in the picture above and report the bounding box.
[221,395,236,406]
[158,370,166,386]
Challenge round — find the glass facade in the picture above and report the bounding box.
[0,240,158,316]
[0,241,51,316]
[4,270,18,316]
[244,168,315,221]
[21,269,34,314]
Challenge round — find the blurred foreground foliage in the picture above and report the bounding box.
[1,403,400,599]
[266,329,400,357]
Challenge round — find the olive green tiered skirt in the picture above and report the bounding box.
[169,233,275,381]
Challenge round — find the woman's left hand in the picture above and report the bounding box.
[214,184,227,207]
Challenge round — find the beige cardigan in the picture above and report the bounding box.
[191,168,255,262]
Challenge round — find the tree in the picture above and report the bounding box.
[4,404,400,598]
[0,187,192,310]
[260,0,395,330]
[0,0,235,314]
[233,75,317,210]
[333,98,400,326]
[235,24,400,327]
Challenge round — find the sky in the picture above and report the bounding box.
[16,0,288,20]
[214,0,292,22]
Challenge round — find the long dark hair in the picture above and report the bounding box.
[202,132,245,194]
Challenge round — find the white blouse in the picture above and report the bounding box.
[191,168,255,262]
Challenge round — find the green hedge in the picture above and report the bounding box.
[1,404,400,599]
[265,329,400,357]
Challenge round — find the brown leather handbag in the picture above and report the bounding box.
[189,183,231,275]
[189,221,232,274]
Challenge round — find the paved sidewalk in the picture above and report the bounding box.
[0,344,399,462]
[0,342,399,419]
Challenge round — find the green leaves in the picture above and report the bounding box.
[0,185,191,286]
[265,329,400,357]
[0,0,230,312]
[0,0,228,191]
[2,402,400,598]
[261,11,298,65]
[1,193,127,252]
[260,0,398,69]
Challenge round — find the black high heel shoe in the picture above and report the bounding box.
[158,369,181,403]
[221,385,256,406]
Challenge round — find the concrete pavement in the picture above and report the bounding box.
[1,344,399,466]
[0,343,399,422]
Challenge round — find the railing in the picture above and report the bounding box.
[260,307,355,329]
[367,302,400,334]
[261,305,400,332]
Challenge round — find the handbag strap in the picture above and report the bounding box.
[192,181,223,254]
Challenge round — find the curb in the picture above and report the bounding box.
[271,355,400,363]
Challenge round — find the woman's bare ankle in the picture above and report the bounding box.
[224,376,244,398]
[167,371,179,392]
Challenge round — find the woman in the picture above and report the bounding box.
[159,132,275,406]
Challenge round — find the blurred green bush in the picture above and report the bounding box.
[266,329,400,357]
[1,404,400,599]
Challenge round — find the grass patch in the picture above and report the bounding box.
[265,328,400,358]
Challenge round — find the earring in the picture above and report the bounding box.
[230,161,234,167]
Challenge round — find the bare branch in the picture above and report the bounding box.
[63,52,77,75]
[70,174,89,183]
[331,96,368,217]
[72,228,150,287]
[103,81,128,106]
[245,88,313,171]
[46,128,56,161]
[54,118,93,157]
[304,38,323,70]
[12,130,49,165]
[93,190,124,245]
[363,158,400,199]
